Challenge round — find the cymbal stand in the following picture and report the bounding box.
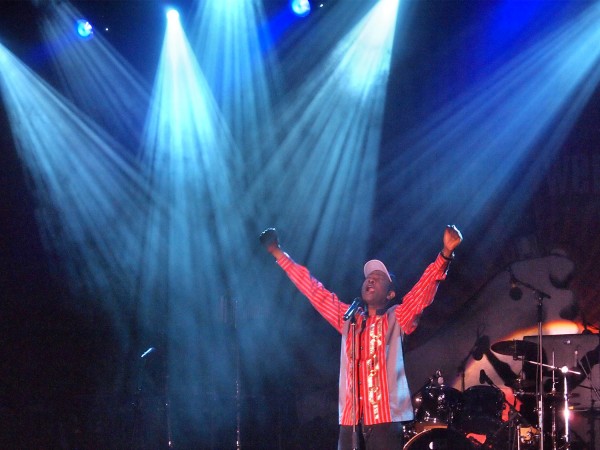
[535,291,547,450]
[560,367,571,448]
[524,360,581,450]
[554,364,581,449]
[551,352,557,450]
[578,343,600,450]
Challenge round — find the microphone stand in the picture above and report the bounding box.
[536,292,546,450]
[234,295,241,450]
[457,351,471,393]
[350,313,360,450]
[165,367,174,449]
[457,332,484,392]
[131,347,155,449]
[510,273,551,450]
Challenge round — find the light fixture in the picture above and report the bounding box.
[75,19,93,39]
[290,0,311,17]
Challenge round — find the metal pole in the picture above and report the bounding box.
[537,296,545,450]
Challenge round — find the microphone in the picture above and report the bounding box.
[343,297,363,321]
[508,266,522,301]
[480,369,490,385]
[472,335,488,361]
[141,347,156,359]
[509,277,522,301]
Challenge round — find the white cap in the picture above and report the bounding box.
[363,259,392,283]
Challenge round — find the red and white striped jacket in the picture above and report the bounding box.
[277,253,449,425]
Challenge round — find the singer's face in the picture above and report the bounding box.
[361,270,393,308]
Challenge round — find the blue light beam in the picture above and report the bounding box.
[247,0,400,287]
[41,1,150,151]
[375,2,600,275]
[189,0,280,187]
[0,43,152,339]
[135,15,266,440]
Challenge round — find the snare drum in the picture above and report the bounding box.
[459,385,504,435]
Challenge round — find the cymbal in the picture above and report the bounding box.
[515,391,564,399]
[571,407,600,417]
[515,391,580,401]
[491,339,538,357]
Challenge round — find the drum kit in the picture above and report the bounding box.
[404,338,589,450]
[406,377,505,449]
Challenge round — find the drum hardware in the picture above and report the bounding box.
[478,390,537,450]
[517,425,540,449]
[570,405,600,416]
[523,359,580,377]
[508,377,536,393]
[476,367,534,450]
[521,358,582,449]
[513,391,577,400]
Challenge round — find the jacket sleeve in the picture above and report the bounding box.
[278,253,346,333]
[395,253,450,334]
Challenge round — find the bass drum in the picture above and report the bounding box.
[404,428,476,450]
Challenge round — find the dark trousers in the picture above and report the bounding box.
[338,421,404,450]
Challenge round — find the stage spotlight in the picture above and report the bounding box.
[75,19,93,39]
[290,0,311,17]
[166,8,180,22]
